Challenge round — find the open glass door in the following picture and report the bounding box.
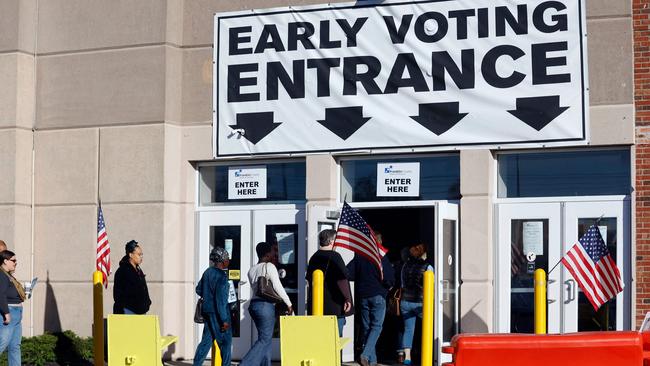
[435,201,459,364]
[198,210,253,360]
[252,207,306,360]
[563,200,630,333]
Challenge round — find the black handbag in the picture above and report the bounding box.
[194,298,204,324]
[256,263,283,303]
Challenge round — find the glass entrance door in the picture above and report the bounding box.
[496,199,630,334]
[563,201,630,332]
[436,201,459,364]
[197,206,306,361]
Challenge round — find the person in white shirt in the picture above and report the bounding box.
[240,242,293,366]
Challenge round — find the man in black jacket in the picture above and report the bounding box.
[347,233,395,366]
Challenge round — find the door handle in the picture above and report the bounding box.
[442,280,450,303]
[565,279,576,303]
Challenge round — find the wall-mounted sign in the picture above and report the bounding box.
[214,0,588,157]
[377,162,420,197]
[228,166,267,199]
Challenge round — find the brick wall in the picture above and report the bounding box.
[636,0,650,326]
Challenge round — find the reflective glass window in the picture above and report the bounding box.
[497,150,631,198]
[199,161,306,205]
[340,155,460,202]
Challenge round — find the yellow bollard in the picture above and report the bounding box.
[211,340,221,366]
[534,269,547,334]
[92,271,104,366]
[312,269,324,316]
[421,270,434,366]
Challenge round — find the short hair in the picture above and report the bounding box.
[125,240,139,255]
[0,250,15,263]
[256,242,273,260]
[318,229,337,247]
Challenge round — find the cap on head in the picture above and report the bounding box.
[210,247,230,264]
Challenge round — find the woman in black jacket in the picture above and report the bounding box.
[113,240,151,314]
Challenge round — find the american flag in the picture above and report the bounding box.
[334,202,388,272]
[561,225,624,310]
[96,205,110,288]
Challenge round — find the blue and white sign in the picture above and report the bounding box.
[214,0,588,156]
[228,166,267,199]
[377,162,420,197]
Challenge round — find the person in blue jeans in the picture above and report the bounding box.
[193,247,232,366]
[347,233,394,366]
[0,250,26,366]
[399,243,433,365]
[241,242,293,366]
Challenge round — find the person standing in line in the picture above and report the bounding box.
[193,247,232,366]
[347,233,395,366]
[113,240,151,314]
[240,242,293,366]
[306,229,353,337]
[0,251,25,366]
[398,243,433,365]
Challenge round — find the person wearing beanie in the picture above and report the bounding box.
[193,246,232,366]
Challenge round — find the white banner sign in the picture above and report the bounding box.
[228,166,267,199]
[377,162,420,197]
[214,0,588,157]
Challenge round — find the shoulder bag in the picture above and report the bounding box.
[256,263,283,303]
[387,287,402,316]
[194,298,204,324]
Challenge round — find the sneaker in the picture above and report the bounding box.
[359,356,371,366]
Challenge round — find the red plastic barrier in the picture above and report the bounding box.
[441,331,650,366]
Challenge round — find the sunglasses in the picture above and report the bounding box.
[7,259,16,263]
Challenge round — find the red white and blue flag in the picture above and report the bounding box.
[334,202,387,272]
[561,225,624,310]
[96,204,110,288]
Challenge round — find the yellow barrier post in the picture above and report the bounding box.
[421,270,434,366]
[312,269,324,316]
[534,269,547,335]
[92,271,104,366]
[211,340,221,366]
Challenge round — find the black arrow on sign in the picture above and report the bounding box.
[508,96,569,131]
[317,106,371,140]
[410,102,468,135]
[229,112,281,144]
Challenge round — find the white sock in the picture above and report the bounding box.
[404,348,411,360]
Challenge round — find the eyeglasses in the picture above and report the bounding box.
[8,259,16,263]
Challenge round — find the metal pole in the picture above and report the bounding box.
[92,271,104,366]
[534,269,547,334]
[421,270,434,366]
[312,269,324,316]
